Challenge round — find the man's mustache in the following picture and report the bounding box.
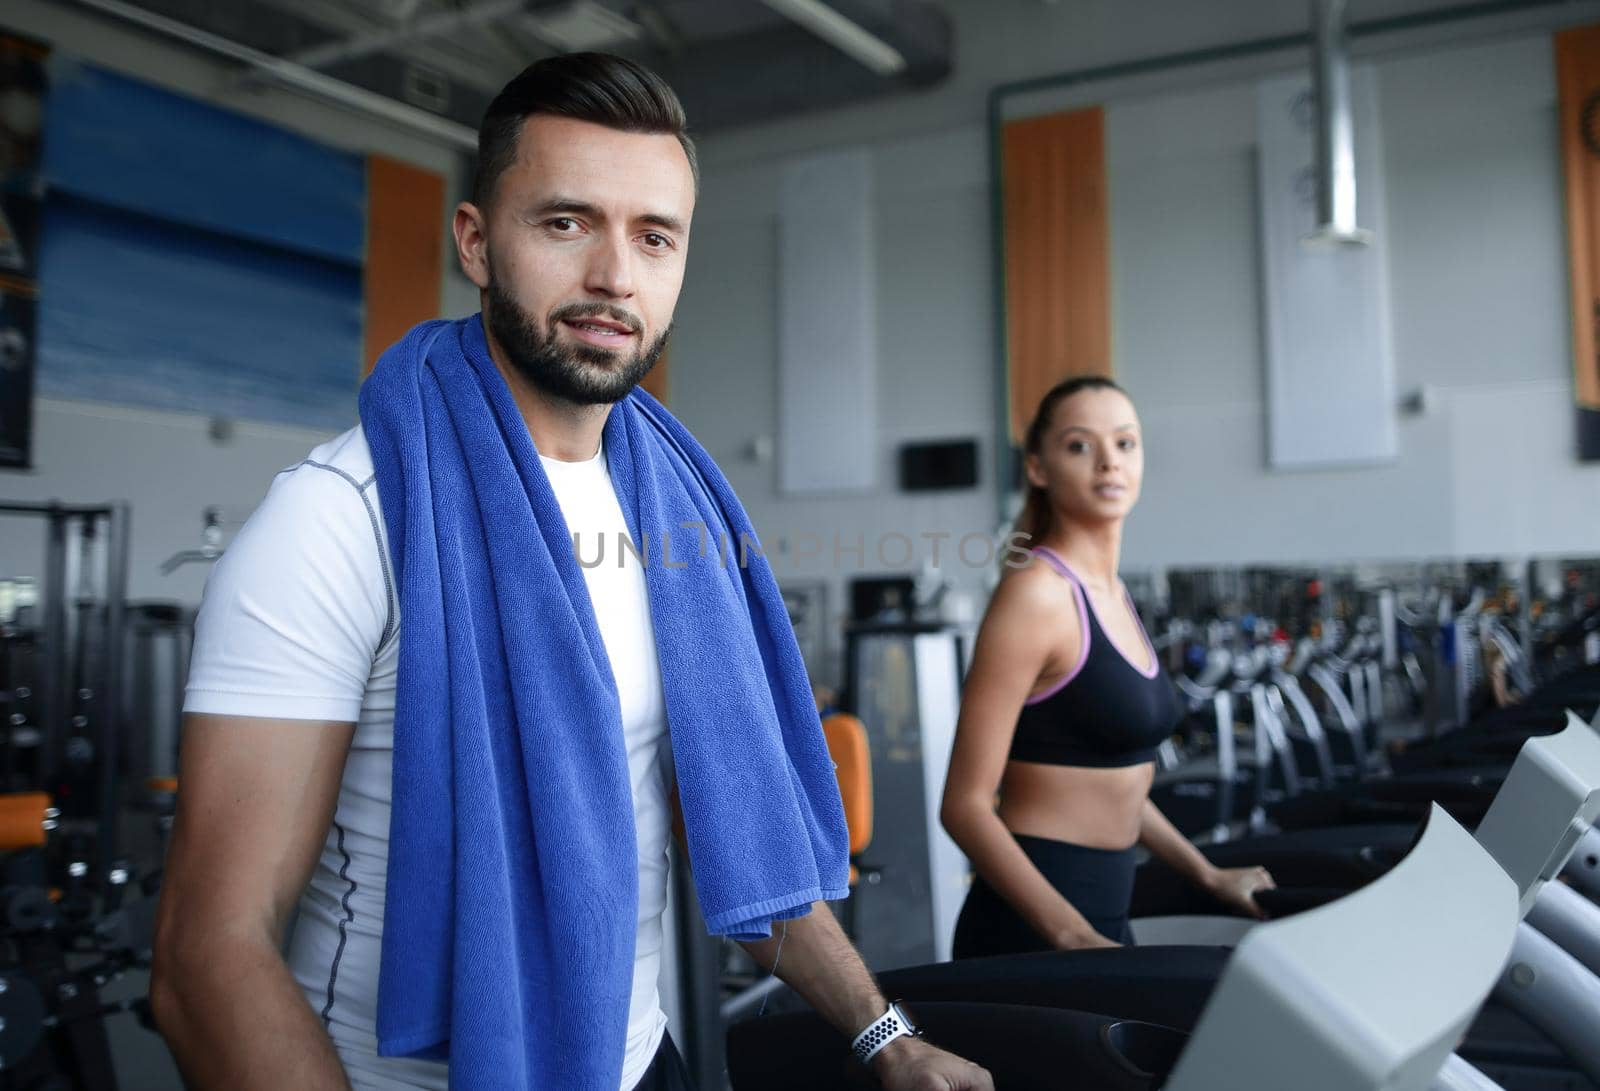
[549,302,643,334]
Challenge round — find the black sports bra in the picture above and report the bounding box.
[1009,548,1180,768]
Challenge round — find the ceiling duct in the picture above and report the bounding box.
[65,0,480,148]
[1307,0,1372,246]
[758,0,906,76]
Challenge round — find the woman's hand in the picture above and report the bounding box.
[1052,926,1123,950]
[1202,865,1276,919]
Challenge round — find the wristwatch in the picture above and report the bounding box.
[850,1000,922,1064]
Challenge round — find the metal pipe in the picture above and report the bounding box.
[0,501,117,517]
[1212,689,1235,841]
[759,0,907,77]
[1527,880,1600,978]
[41,508,68,792]
[1492,924,1600,1085]
[1565,826,1600,904]
[284,0,527,71]
[1308,0,1370,245]
[65,0,478,150]
[989,0,1593,107]
[98,503,130,868]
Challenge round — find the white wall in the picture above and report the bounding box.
[670,123,1000,683]
[671,16,1600,657]
[1108,33,1597,568]
[1,0,479,600]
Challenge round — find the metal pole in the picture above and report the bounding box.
[41,506,68,792]
[1492,925,1600,1086]
[98,503,131,868]
[1308,0,1369,244]
[671,844,725,1090]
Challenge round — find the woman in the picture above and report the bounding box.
[941,376,1273,954]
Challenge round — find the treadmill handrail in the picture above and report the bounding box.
[1474,711,1600,915]
[1167,805,1518,1091]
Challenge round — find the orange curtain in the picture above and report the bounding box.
[363,155,445,376]
[1001,106,1111,443]
[1556,27,1600,414]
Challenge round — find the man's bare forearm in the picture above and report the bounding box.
[735,904,996,1088]
[151,931,352,1091]
[736,902,887,1039]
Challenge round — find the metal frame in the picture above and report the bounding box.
[0,500,131,870]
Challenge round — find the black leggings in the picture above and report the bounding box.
[952,832,1138,958]
[631,1032,696,1091]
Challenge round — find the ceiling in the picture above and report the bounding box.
[56,0,954,138]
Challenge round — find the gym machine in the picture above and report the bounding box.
[0,500,163,1089]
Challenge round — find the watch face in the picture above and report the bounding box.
[891,1001,921,1035]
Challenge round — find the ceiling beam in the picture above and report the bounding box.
[757,0,906,76]
[248,0,514,93]
[64,0,479,147]
[282,0,527,70]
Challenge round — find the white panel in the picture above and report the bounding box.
[911,632,969,964]
[777,149,877,494]
[1257,69,1398,469]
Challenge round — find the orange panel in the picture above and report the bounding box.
[638,342,670,406]
[0,792,51,851]
[1557,27,1600,409]
[363,155,446,376]
[822,712,873,855]
[1001,107,1111,443]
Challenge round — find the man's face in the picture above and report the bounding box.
[464,114,695,405]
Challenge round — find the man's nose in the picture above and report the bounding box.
[584,231,636,299]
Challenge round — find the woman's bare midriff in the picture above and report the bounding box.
[997,759,1154,850]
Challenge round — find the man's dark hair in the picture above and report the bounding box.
[473,52,698,208]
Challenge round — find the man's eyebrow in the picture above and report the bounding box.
[530,198,685,234]
[639,212,686,234]
[531,197,604,219]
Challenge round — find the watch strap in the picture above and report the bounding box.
[850,1001,916,1064]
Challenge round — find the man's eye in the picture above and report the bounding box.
[642,233,671,249]
[548,217,578,232]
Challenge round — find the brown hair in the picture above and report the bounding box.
[472,52,698,208]
[1013,375,1128,544]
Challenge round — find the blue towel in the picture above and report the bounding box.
[360,315,850,1089]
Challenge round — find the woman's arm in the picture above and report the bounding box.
[1137,799,1274,918]
[1136,798,1214,885]
[939,567,1116,949]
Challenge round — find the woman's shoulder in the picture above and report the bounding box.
[987,551,1081,625]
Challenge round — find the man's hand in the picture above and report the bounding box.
[1203,864,1276,919]
[870,1037,995,1090]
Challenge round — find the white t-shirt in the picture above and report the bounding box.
[184,425,673,1091]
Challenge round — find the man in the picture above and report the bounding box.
[149,52,992,1091]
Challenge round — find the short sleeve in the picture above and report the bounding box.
[184,462,391,723]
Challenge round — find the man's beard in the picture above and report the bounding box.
[484,275,669,406]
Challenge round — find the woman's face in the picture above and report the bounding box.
[1025,388,1144,525]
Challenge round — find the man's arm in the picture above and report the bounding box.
[149,713,357,1090]
[736,905,993,1091]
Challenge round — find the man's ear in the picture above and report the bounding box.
[453,201,491,290]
